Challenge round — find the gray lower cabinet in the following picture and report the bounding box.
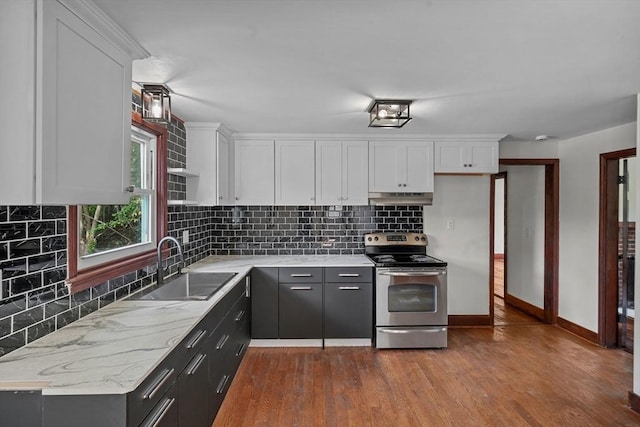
[252,267,373,341]
[278,267,323,338]
[7,275,251,427]
[250,267,278,338]
[140,385,178,427]
[208,275,251,420]
[177,350,209,427]
[278,282,323,338]
[324,283,372,338]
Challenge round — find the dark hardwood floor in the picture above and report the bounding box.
[214,326,638,426]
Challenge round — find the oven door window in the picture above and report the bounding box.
[388,283,437,312]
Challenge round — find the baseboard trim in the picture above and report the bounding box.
[448,315,492,327]
[250,339,323,347]
[629,391,640,414]
[324,338,372,347]
[556,317,598,344]
[505,294,545,321]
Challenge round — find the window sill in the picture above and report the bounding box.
[67,249,164,294]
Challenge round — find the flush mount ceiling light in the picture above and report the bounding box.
[141,83,172,123]
[368,99,412,128]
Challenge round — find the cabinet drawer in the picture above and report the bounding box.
[173,317,210,371]
[140,384,177,427]
[128,361,177,426]
[279,267,323,283]
[324,267,372,283]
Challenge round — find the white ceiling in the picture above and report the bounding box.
[93,0,640,140]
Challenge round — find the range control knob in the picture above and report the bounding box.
[374,236,379,241]
[421,236,426,241]
[415,236,419,241]
[367,237,372,241]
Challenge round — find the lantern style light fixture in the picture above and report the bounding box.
[141,84,171,123]
[368,99,412,128]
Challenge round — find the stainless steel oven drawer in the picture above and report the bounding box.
[376,326,447,349]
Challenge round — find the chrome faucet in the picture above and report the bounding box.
[156,236,186,285]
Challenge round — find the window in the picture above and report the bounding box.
[67,115,168,293]
[77,127,157,269]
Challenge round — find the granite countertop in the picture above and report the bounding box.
[0,255,373,395]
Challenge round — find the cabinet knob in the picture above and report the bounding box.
[218,196,223,200]
[403,184,407,187]
[398,184,402,187]
[310,196,315,201]
[235,197,239,201]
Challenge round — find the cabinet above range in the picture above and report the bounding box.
[182,130,504,206]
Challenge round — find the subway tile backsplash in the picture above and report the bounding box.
[0,94,425,355]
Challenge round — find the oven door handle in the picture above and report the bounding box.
[379,271,444,277]
[378,328,446,334]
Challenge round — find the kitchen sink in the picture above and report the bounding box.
[128,271,237,301]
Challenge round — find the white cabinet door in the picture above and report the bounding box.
[434,141,498,173]
[217,132,232,205]
[315,140,368,206]
[468,141,498,173]
[275,140,315,205]
[405,141,434,192]
[434,142,467,173]
[185,123,233,205]
[341,141,368,205]
[235,140,275,205]
[0,0,136,205]
[368,141,399,192]
[369,141,433,192]
[315,141,343,205]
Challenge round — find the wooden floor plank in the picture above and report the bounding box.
[214,322,640,427]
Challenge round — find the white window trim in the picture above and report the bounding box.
[77,126,158,270]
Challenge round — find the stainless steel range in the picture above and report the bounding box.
[365,232,448,349]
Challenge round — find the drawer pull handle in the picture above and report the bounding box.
[143,397,176,427]
[216,334,230,350]
[245,276,251,297]
[338,273,360,277]
[290,273,312,277]
[216,374,230,394]
[235,310,245,322]
[186,329,207,349]
[290,286,312,291]
[143,368,174,400]
[186,353,207,376]
[235,343,246,357]
[338,286,360,290]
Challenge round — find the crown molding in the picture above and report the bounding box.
[184,122,233,138]
[57,0,149,59]
[231,132,507,142]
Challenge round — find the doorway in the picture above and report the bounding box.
[490,159,559,326]
[599,148,636,352]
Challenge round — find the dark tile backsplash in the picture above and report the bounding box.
[0,94,425,356]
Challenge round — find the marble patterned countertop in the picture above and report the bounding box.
[0,255,373,395]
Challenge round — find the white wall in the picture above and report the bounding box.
[503,165,546,307]
[500,139,559,159]
[558,122,637,331]
[424,175,491,315]
[494,178,504,254]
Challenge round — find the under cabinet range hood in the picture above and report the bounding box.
[368,192,433,206]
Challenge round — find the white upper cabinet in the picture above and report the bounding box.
[0,0,147,205]
[434,141,499,173]
[369,141,434,193]
[184,122,234,205]
[316,140,368,205]
[235,139,275,205]
[275,140,316,205]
